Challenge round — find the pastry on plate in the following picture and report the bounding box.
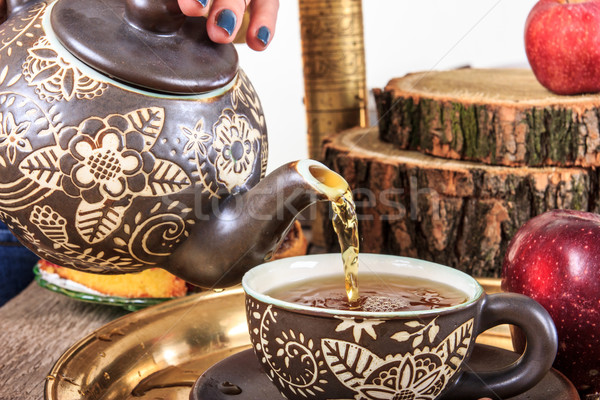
[38,259,188,298]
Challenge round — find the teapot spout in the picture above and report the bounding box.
[166,160,348,289]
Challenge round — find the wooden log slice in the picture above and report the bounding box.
[319,127,600,277]
[374,68,600,167]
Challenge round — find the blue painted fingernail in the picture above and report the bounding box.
[196,0,208,7]
[257,26,271,46]
[216,9,236,36]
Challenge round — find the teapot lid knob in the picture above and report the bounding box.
[124,0,186,34]
[50,0,238,94]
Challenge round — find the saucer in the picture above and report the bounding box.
[190,344,579,400]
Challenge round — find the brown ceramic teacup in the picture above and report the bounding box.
[242,253,558,400]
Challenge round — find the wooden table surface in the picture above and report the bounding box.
[0,282,127,400]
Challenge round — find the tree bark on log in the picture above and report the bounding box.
[319,127,600,277]
[375,68,600,167]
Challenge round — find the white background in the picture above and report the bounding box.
[236,0,538,172]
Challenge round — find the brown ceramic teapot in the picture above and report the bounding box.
[0,0,348,288]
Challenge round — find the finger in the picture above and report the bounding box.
[206,0,246,43]
[177,0,211,17]
[246,0,279,51]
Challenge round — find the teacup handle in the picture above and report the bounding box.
[443,293,558,400]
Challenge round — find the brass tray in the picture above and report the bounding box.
[45,280,512,400]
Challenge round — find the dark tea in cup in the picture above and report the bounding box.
[266,273,468,312]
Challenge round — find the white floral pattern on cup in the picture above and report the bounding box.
[323,340,456,400]
[247,299,474,400]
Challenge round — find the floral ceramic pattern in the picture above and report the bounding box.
[232,70,268,178]
[178,71,265,197]
[0,111,33,165]
[0,92,50,170]
[180,118,222,199]
[0,92,55,211]
[56,108,187,244]
[23,36,108,102]
[335,316,384,342]
[250,304,329,397]
[181,118,211,158]
[322,338,465,400]
[247,299,474,400]
[58,113,155,204]
[0,105,196,270]
[213,109,261,192]
[29,204,68,245]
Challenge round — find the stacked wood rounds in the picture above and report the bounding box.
[319,69,600,277]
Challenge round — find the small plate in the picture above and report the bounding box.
[33,264,176,311]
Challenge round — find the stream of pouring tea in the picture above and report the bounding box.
[330,188,360,306]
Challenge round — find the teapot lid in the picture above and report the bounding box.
[50,0,239,94]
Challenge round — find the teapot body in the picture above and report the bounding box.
[0,0,267,273]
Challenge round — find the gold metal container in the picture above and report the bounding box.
[299,0,369,245]
[299,0,369,160]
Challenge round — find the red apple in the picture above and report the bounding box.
[525,0,600,95]
[502,209,600,395]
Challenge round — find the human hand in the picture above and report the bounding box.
[178,0,279,51]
